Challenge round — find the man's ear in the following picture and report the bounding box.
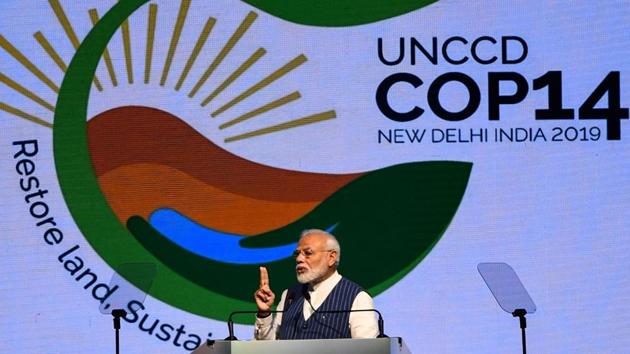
[328,250,337,267]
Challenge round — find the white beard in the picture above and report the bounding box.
[296,263,327,284]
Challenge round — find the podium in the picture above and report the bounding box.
[191,337,411,354]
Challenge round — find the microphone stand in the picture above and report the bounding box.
[226,294,387,340]
[304,296,388,338]
[512,309,528,354]
[111,309,127,354]
[225,320,237,341]
[225,310,285,340]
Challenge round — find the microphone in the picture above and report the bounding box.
[225,291,295,340]
[225,309,285,340]
[301,286,388,338]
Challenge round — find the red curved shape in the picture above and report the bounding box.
[87,106,361,203]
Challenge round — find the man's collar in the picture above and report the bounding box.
[310,270,341,292]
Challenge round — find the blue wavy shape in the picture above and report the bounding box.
[148,208,337,264]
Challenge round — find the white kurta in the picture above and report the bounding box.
[254,271,379,339]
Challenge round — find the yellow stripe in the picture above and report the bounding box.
[0,102,53,128]
[0,72,55,112]
[33,32,67,72]
[48,0,102,91]
[189,11,258,97]
[48,0,81,47]
[89,9,118,87]
[0,35,59,93]
[225,110,336,143]
[219,91,301,129]
[201,47,266,106]
[121,17,133,84]
[144,4,158,84]
[212,54,307,117]
[175,16,216,91]
[160,0,191,86]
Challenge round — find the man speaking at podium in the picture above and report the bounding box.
[254,229,379,339]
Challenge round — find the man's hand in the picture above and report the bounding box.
[254,266,275,317]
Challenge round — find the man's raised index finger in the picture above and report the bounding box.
[259,266,269,287]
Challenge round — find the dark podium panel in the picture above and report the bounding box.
[192,337,412,354]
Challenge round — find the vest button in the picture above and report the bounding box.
[302,324,307,329]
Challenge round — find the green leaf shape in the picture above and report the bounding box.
[126,161,472,322]
[242,0,438,27]
[241,161,472,295]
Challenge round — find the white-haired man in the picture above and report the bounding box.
[254,229,378,339]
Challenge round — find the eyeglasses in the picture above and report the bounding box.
[292,249,334,259]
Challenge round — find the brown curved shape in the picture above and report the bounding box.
[87,106,361,203]
[98,163,319,235]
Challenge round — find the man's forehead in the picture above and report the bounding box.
[297,233,327,248]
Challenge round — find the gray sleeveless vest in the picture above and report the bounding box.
[279,277,362,339]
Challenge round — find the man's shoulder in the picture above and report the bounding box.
[338,276,367,295]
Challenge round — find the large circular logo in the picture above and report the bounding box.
[53,0,471,322]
